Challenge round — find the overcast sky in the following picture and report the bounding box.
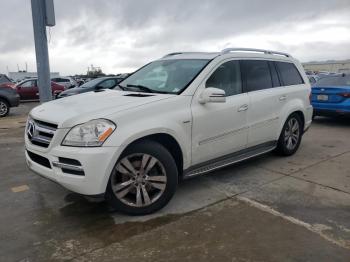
[0,0,350,75]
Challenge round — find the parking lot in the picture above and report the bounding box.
[0,102,349,261]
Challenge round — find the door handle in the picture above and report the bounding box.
[279,95,287,101]
[238,104,249,112]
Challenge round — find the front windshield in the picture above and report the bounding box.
[317,75,350,86]
[80,78,104,88]
[118,59,210,94]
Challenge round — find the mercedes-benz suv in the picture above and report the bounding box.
[25,48,313,215]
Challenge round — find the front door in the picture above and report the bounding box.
[191,60,249,165]
[17,80,36,100]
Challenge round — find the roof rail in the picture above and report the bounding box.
[162,52,217,58]
[221,48,291,58]
[163,52,184,58]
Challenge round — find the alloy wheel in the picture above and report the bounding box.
[284,117,300,151]
[111,153,167,207]
[0,101,8,116]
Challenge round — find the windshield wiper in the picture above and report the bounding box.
[116,84,127,91]
[118,84,172,94]
[126,84,172,94]
[126,84,155,93]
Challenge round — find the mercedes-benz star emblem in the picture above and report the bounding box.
[27,121,35,140]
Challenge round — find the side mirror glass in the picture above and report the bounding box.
[199,87,226,104]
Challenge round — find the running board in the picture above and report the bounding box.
[184,141,277,179]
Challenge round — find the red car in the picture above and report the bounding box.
[15,79,65,100]
[0,82,16,89]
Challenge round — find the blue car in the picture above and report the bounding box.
[311,74,350,118]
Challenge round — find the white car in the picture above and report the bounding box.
[51,77,77,89]
[25,48,313,215]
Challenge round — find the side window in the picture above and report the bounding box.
[205,60,242,96]
[20,80,34,88]
[99,79,117,89]
[241,60,273,92]
[276,62,304,86]
[268,61,281,87]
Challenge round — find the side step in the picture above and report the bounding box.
[184,141,277,179]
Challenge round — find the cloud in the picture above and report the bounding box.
[0,0,350,75]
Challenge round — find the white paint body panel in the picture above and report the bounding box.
[25,51,312,195]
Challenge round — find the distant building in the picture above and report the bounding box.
[303,59,350,74]
[8,71,60,82]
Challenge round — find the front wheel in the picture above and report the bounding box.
[275,114,303,156]
[106,141,178,215]
[0,99,10,117]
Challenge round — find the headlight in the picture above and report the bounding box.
[62,119,116,147]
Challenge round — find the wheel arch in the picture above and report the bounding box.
[278,109,305,138]
[120,133,184,178]
[0,95,10,105]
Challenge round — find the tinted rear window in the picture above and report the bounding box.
[316,75,350,86]
[241,60,273,92]
[276,62,304,86]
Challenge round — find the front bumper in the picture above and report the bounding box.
[25,139,122,195]
[9,94,20,107]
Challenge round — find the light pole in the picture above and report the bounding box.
[30,0,55,102]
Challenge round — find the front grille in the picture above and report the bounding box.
[27,119,58,148]
[27,150,51,169]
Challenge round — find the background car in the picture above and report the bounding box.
[311,74,350,118]
[15,78,65,100]
[51,77,77,89]
[0,82,16,89]
[0,86,20,117]
[307,75,319,86]
[57,76,124,98]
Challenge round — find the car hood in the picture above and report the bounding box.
[30,89,175,128]
[59,87,88,96]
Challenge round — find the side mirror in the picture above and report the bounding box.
[95,85,104,90]
[198,87,226,104]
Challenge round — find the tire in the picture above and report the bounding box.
[106,140,178,215]
[275,113,303,156]
[0,99,10,117]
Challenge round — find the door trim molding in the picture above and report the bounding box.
[198,126,249,146]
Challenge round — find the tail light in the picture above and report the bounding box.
[309,91,312,103]
[339,93,350,98]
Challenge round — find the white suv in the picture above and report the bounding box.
[25,48,313,215]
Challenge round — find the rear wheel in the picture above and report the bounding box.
[106,140,178,215]
[275,113,303,156]
[0,99,10,117]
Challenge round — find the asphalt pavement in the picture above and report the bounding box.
[0,102,349,262]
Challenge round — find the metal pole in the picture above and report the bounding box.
[31,0,52,102]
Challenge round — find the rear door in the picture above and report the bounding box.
[241,60,283,147]
[32,80,40,99]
